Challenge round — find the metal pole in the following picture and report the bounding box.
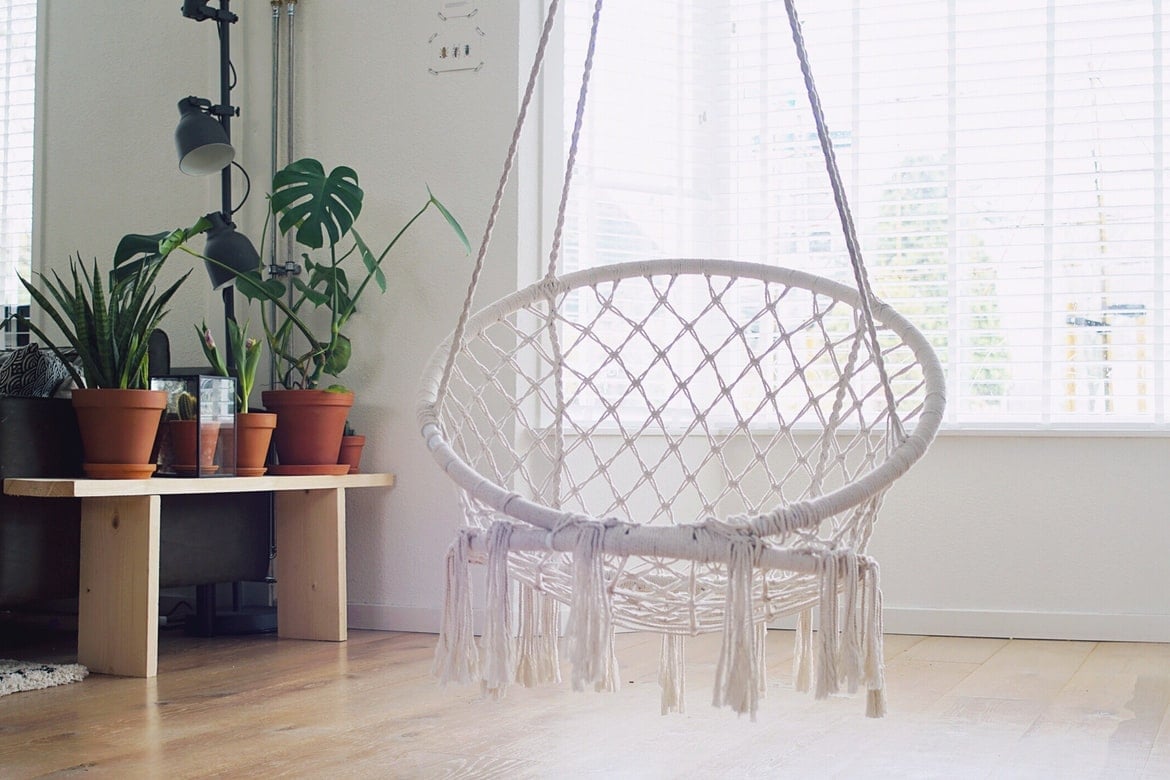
[219,0,237,370]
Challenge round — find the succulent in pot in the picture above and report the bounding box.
[167,391,221,475]
[338,420,365,474]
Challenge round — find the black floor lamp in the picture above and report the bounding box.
[176,0,275,638]
[175,0,260,371]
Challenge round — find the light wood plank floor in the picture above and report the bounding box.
[1,628,1168,778]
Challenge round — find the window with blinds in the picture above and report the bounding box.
[0,0,35,347]
[555,0,1167,429]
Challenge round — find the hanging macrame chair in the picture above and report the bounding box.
[418,0,945,719]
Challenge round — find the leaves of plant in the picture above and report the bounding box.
[270,158,363,250]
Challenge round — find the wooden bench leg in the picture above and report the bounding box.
[274,488,347,641]
[77,495,161,677]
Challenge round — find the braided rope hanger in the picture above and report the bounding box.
[435,0,905,440]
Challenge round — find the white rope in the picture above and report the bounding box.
[793,608,814,694]
[839,551,864,694]
[432,530,478,686]
[814,550,841,700]
[567,521,617,692]
[515,585,562,687]
[481,521,515,698]
[706,521,762,718]
[863,560,888,718]
[754,620,768,699]
[659,634,686,715]
[436,0,562,407]
[545,0,604,282]
[782,0,904,440]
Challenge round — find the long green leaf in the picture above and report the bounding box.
[428,187,472,255]
[17,272,85,387]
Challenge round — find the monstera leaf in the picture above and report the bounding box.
[270,158,364,250]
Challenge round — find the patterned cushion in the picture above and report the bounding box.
[0,343,74,398]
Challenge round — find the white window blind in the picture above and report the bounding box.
[555,0,1167,429]
[0,0,35,341]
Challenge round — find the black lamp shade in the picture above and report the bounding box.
[175,98,234,175]
[203,212,259,290]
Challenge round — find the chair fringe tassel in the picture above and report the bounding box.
[480,522,515,698]
[793,607,814,693]
[659,634,686,714]
[712,532,762,719]
[811,549,887,718]
[567,521,620,693]
[515,584,562,687]
[432,529,479,686]
[432,523,887,718]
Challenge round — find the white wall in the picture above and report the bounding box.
[35,2,1170,642]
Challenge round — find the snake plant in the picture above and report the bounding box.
[19,254,190,389]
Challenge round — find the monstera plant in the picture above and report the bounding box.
[124,157,469,472]
[259,158,469,391]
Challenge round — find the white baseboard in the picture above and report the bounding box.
[347,603,446,635]
[348,603,1170,643]
[879,608,1170,643]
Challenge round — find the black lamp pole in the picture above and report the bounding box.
[180,0,248,370]
[216,1,237,370]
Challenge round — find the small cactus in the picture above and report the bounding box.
[177,391,199,421]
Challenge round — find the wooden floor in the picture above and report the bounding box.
[1,626,1168,778]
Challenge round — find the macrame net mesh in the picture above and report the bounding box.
[429,259,933,635]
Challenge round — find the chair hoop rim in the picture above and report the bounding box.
[418,258,946,543]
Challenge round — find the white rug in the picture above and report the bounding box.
[0,659,88,696]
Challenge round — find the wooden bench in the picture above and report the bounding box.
[3,473,395,677]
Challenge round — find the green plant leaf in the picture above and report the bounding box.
[232,271,287,303]
[86,262,115,387]
[428,186,473,255]
[270,158,363,250]
[323,333,351,376]
[291,274,330,307]
[351,229,386,293]
[112,231,170,279]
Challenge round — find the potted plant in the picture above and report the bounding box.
[252,159,468,472]
[18,253,189,478]
[337,420,365,474]
[167,391,221,475]
[128,158,469,474]
[197,318,276,476]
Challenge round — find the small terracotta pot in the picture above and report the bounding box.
[235,411,277,476]
[168,419,221,475]
[261,389,354,473]
[71,388,167,479]
[338,434,366,474]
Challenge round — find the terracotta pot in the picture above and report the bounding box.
[338,434,366,474]
[168,419,221,475]
[261,389,354,474]
[71,388,168,479]
[235,411,277,477]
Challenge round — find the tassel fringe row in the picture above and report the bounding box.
[432,522,887,718]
